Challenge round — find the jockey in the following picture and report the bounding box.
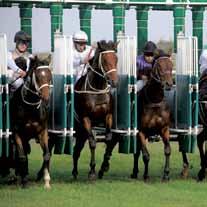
[136,41,157,91]
[199,45,207,75]
[7,31,33,92]
[73,30,95,83]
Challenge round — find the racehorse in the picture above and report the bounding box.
[180,70,207,181]
[72,40,118,180]
[98,51,173,181]
[9,56,52,188]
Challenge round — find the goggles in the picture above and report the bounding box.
[144,52,154,57]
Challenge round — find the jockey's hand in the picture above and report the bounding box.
[141,75,148,81]
[82,57,90,64]
[18,69,26,78]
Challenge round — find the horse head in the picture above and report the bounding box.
[152,50,173,90]
[93,40,118,88]
[29,56,53,103]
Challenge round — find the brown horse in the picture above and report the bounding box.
[98,52,173,181]
[181,70,207,181]
[72,40,118,180]
[9,56,52,188]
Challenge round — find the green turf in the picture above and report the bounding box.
[0,141,206,207]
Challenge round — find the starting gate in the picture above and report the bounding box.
[0,32,200,159]
[48,33,74,155]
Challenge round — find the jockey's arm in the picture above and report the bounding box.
[7,52,27,78]
[7,51,20,72]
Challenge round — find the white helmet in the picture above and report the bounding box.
[73,30,88,43]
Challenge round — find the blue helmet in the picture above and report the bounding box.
[143,41,157,54]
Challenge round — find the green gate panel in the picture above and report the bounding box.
[49,74,66,130]
[118,135,136,154]
[176,75,191,129]
[117,75,130,129]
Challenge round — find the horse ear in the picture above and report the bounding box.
[29,55,38,70]
[114,41,119,50]
[97,42,102,50]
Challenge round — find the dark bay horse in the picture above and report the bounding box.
[98,52,173,181]
[72,40,118,180]
[181,70,207,181]
[9,56,52,188]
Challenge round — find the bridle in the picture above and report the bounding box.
[151,56,172,84]
[87,50,117,78]
[21,65,53,108]
[75,50,117,94]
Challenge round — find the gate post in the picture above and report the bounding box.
[176,34,198,153]
[79,5,92,44]
[136,6,148,55]
[19,3,33,53]
[50,3,63,52]
[173,6,185,52]
[0,34,9,157]
[113,5,125,42]
[192,6,204,60]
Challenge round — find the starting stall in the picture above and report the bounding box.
[115,35,138,154]
[48,33,74,155]
[168,33,199,153]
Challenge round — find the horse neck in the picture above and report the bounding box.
[87,69,107,90]
[22,70,41,103]
[145,78,164,104]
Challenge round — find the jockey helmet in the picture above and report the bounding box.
[73,31,88,43]
[14,31,31,43]
[143,41,157,54]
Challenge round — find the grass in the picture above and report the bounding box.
[0,141,207,207]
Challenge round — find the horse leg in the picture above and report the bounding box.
[197,133,206,181]
[105,113,113,141]
[38,130,51,189]
[83,117,96,148]
[36,135,54,182]
[88,140,96,180]
[180,151,189,179]
[15,134,28,188]
[98,133,118,179]
[161,127,171,181]
[139,132,150,181]
[72,135,87,179]
[131,138,141,179]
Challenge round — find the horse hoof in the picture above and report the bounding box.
[130,173,138,179]
[98,170,104,179]
[72,170,78,180]
[21,179,29,189]
[180,168,189,179]
[143,175,150,182]
[7,176,18,185]
[197,170,205,182]
[162,175,170,182]
[88,172,96,181]
[44,183,51,190]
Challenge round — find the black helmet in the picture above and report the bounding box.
[14,31,31,43]
[143,41,157,54]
